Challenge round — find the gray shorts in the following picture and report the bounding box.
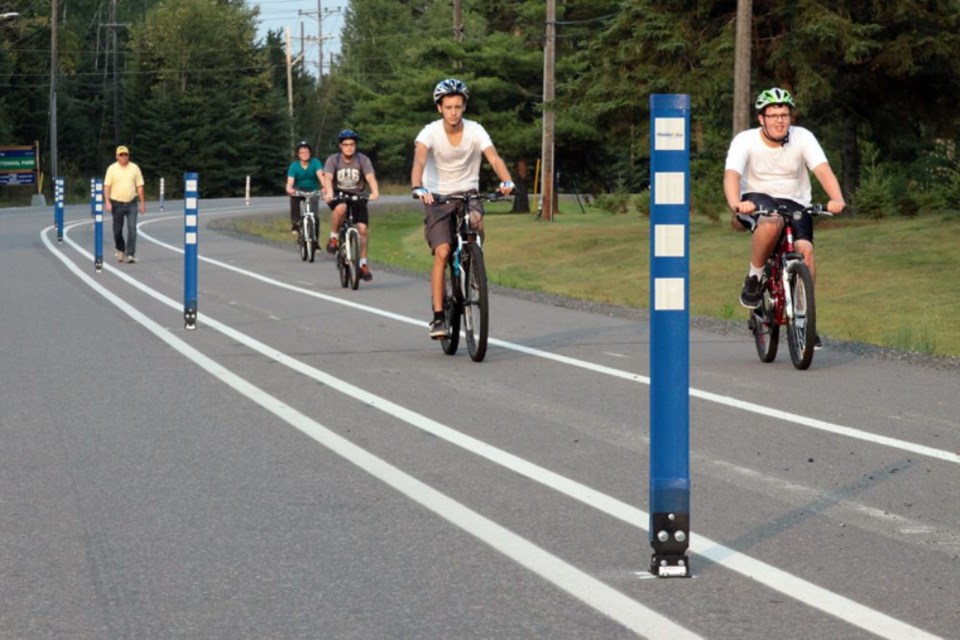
[423,199,483,252]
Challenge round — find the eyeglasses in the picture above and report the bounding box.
[118,152,129,156]
[763,113,791,121]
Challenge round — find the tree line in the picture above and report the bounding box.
[2,0,959,216]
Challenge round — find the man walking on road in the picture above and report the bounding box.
[104,145,146,264]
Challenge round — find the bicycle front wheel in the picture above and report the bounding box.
[298,221,308,262]
[786,262,816,370]
[305,218,316,263]
[347,229,360,290]
[462,244,488,362]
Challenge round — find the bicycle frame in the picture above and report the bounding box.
[335,192,367,289]
[294,190,321,262]
[417,191,506,362]
[742,204,832,369]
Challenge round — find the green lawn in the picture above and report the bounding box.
[234,203,960,359]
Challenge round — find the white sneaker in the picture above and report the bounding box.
[115,250,125,262]
[125,255,137,263]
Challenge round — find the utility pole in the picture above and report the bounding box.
[539,0,556,221]
[49,0,58,181]
[733,0,752,134]
[298,2,339,79]
[285,27,295,144]
[111,0,119,143]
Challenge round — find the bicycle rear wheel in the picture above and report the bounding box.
[347,229,360,290]
[441,265,462,356]
[462,244,488,362]
[786,262,816,370]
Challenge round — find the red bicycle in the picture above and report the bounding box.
[738,204,833,370]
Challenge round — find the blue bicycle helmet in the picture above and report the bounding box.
[433,78,469,104]
[337,129,359,143]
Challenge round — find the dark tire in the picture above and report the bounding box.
[298,221,307,262]
[305,218,316,263]
[348,230,361,290]
[750,305,780,362]
[462,244,488,362]
[441,267,462,356]
[786,261,816,370]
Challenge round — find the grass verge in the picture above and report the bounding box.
[234,202,960,359]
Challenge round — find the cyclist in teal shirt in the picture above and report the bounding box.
[285,140,324,234]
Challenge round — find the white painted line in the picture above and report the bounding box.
[139,217,960,468]
[58,224,943,640]
[47,225,701,640]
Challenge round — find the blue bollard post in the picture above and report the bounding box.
[648,94,691,578]
[159,176,165,212]
[94,179,104,272]
[55,177,65,242]
[184,173,199,330]
[90,178,95,217]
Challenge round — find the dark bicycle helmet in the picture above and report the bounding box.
[295,139,313,155]
[337,129,359,143]
[755,87,795,112]
[433,78,469,104]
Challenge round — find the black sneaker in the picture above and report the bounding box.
[360,264,372,281]
[326,237,338,254]
[739,275,762,309]
[814,334,823,350]
[429,318,447,339]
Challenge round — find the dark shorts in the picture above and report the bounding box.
[329,197,369,226]
[423,196,483,252]
[742,193,814,244]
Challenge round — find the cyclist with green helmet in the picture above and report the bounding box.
[724,87,845,345]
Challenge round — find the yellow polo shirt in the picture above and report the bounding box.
[104,161,144,203]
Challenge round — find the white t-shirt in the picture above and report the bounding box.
[724,126,828,205]
[415,118,493,194]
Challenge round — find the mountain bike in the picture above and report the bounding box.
[293,190,321,263]
[738,204,833,370]
[424,192,507,363]
[333,192,367,290]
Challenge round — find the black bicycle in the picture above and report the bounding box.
[738,204,833,370]
[421,192,507,362]
[333,192,367,290]
[293,190,321,263]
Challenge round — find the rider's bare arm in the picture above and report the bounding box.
[482,145,513,194]
[812,162,845,214]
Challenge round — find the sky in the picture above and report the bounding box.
[252,0,348,76]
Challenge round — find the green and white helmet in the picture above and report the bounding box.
[755,87,795,112]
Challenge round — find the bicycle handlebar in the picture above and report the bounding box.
[292,190,321,198]
[736,204,833,231]
[334,191,368,202]
[412,191,512,204]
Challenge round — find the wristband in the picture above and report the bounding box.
[412,187,427,198]
[499,180,514,190]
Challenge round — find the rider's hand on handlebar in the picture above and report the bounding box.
[368,192,379,201]
[730,200,754,231]
[497,180,515,196]
[413,187,434,205]
[826,199,845,215]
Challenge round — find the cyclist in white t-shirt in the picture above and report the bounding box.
[411,78,514,339]
[724,87,845,329]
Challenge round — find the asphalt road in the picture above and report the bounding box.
[1,198,958,639]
